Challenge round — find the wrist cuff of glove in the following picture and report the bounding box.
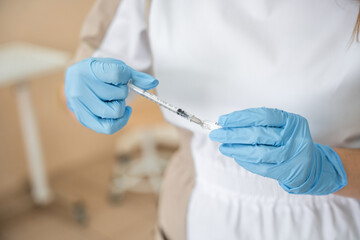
[279,144,347,195]
[316,144,348,193]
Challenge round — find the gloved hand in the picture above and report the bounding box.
[65,57,158,134]
[209,107,347,195]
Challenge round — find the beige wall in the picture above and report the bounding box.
[0,0,95,52]
[0,0,164,198]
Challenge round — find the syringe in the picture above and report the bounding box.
[128,82,220,131]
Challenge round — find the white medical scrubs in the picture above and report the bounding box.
[94,0,360,239]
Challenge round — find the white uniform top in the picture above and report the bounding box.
[94,0,360,239]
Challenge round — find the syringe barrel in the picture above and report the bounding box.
[128,82,220,131]
[128,82,179,114]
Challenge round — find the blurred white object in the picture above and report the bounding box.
[0,42,70,204]
[110,124,178,200]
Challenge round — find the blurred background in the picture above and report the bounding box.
[0,0,176,239]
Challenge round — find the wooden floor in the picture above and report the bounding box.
[0,157,158,240]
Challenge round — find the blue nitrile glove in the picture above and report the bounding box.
[209,107,347,195]
[65,57,158,134]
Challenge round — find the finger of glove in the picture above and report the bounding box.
[219,143,283,164]
[218,108,287,128]
[210,126,284,146]
[90,58,131,85]
[74,102,132,134]
[79,95,126,119]
[130,68,159,90]
[87,77,128,101]
[233,159,279,179]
